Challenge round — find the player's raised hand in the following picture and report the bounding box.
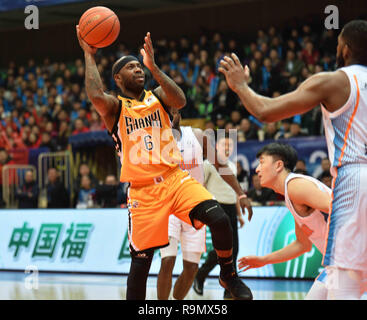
[218,53,250,93]
[76,25,98,55]
[238,255,266,272]
[140,32,156,71]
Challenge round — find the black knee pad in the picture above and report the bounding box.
[189,200,233,251]
[189,199,226,227]
[126,247,154,300]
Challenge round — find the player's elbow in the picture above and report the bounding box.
[254,109,273,123]
[175,95,187,110]
[247,101,273,123]
[302,242,313,253]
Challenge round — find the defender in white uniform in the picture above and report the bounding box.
[238,143,335,299]
[157,110,252,300]
[219,20,367,299]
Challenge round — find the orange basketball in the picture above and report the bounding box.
[78,6,120,48]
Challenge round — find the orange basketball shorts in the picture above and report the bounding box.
[126,167,214,252]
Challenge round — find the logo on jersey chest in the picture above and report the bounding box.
[124,109,163,135]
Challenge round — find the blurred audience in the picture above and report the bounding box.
[0,19,337,209]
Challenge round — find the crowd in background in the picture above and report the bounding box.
[0,20,338,208]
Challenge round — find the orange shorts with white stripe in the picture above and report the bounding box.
[127,167,213,252]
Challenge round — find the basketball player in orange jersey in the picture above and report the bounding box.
[76,27,253,300]
[219,20,367,299]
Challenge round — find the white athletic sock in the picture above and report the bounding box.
[305,280,328,300]
[326,266,362,300]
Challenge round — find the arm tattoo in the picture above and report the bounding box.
[85,52,104,99]
[151,66,186,108]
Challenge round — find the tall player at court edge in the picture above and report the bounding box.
[219,20,367,299]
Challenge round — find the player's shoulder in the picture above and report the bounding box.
[308,70,349,88]
[287,176,320,197]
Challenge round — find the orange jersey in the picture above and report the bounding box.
[109,90,182,184]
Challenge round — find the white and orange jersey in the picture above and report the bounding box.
[322,65,367,177]
[321,65,367,270]
[109,90,182,184]
[176,126,204,185]
[284,173,332,253]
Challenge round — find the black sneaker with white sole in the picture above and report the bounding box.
[219,273,253,300]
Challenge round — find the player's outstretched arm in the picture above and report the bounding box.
[76,25,119,131]
[218,53,349,123]
[238,222,312,272]
[140,32,186,110]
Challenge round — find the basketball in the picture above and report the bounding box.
[78,6,120,48]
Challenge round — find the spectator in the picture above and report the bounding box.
[317,157,331,180]
[39,132,57,152]
[301,41,320,66]
[236,161,249,192]
[89,110,105,131]
[319,170,332,188]
[73,162,99,198]
[76,175,96,209]
[72,118,90,135]
[259,122,280,141]
[0,148,14,208]
[276,118,292,139]
[282,49,305,79]
[55,120,71,151]
[212,80,238,115]
[95,174,125,208]
[294,159,309,175]
[284,122,307,139]
[248,59,262,92]
[239,118,258,141]
[213,113,227,130]
[247,173,277,206]
[15,170,39,208]
[46,168,69,208]
[230,110,242,127]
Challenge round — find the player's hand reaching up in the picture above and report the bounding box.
[218,53,250,93]
[238,255,266,272]
[76,25,98,55]
[141,32,156,72]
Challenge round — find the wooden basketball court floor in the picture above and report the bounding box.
[0,271,314,300]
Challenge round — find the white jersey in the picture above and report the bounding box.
[284,173,332,253]
[176,126,204,184]
[321,64,367,271]
[322,65,367,177]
